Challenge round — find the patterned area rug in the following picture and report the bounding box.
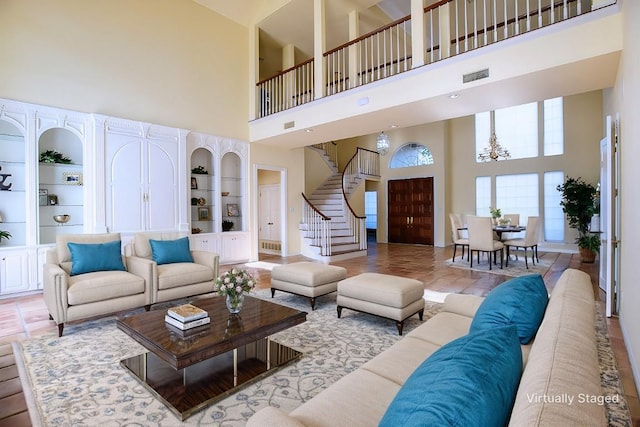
[13,290,631,426]
[445,251,557,277]
[13,291,439,426]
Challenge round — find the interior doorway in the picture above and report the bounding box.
[253,165,287,258]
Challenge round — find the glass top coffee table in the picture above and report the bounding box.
[117,295,307,420]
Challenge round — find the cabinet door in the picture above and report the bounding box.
[106,134,145,232]
[0,250,29,294]
[147,141,178,231]
[221,232,249,264]
[105,135,179,232]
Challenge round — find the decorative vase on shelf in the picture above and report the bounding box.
[226,294,245,314]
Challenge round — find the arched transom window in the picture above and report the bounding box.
[389,143,434,168]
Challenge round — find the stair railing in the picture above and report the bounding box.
[310,141,338,170]
[301,192,332,256]
[342,148,380,250]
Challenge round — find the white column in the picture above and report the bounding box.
[249,24,259,120]
[314,0,326,99]
[411,0,425,68]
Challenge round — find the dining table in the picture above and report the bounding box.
[458,224,526,240]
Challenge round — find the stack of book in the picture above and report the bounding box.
[165,303,210,330]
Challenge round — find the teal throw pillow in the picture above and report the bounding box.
[68,240,126,276]
[470,274,549,344]
[149,237,193,265]
[379,325,522,427]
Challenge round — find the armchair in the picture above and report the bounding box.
[43,233,152,337]
[125,232,219,304]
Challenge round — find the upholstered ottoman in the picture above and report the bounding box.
[337,273,425,335]
[271,262,347,310]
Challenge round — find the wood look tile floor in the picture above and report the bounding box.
[1,242,638,426]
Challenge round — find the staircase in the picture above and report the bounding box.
[300,144,379,262]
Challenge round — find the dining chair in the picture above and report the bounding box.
[504,216,541,269]
[449,213,469,262]
[500,214,521,240]
[467,216,504,270]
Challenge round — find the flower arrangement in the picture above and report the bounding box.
[214,268,257,312]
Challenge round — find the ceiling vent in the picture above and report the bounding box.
[463,68,489,84]
[284,121,295,129]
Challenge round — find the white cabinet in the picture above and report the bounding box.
[98,117,182,233]
[220,232,250,264]
[0,249,31,294]
[190,233,221,254]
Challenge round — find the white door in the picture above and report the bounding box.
[599,115,619,317]
[259,184,281,242]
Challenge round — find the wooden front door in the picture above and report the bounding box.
[388,177,434,245]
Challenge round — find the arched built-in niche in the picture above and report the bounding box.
[38,128,84,244]
[0,120,26,247]
[190,147,215,233]
[221,152,243,232]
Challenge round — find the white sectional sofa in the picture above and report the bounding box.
[247,268,607,426]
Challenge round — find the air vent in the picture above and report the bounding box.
[463,69,489,83]
[284,121,295,129]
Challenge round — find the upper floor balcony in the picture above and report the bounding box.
[249,0,621,147]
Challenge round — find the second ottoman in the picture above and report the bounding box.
[271,262,347,310]
[337,272,425,335]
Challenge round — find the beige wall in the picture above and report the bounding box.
[250,144,305,257]
[448,90,602,245]
[304,149,334,195]
[0,0,248,140]
[258,169,280,185]
[336,121,447,245]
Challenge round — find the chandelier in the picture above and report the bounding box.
[478,132,510,162]
[376,132,390,155]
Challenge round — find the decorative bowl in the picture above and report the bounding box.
[221,192,230,196]
[53,214,70,224]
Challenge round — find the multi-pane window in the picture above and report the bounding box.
[543,171,565,241]
[544,98,564,156]
[474,98,566,242]
[495,102,539,159]
[475,98,563,161]
[495,174,539,222]
[475,176,492,217]
[365,191,377,229]
[389,143,434,168]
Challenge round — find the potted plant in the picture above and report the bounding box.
[489,207,502,225]
[557,176,600,262]
[222,220,234,232]
[0,230,11,244]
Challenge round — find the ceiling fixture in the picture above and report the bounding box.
[478,132,511,162]
[376,131,390,155]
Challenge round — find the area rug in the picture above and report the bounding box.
[13,290,631,426]
[445,251,557,277]
[12,290,439,426]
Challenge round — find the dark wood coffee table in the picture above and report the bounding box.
[117,295,307,420]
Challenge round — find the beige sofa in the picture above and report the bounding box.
[247,269,607,426]
[124,232,219,304]
[43,233,152,337]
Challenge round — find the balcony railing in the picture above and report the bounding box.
[256,0,594,119]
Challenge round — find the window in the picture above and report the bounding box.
[365,191,377,229]
[475,176,491,216]
[495,102,538,159]
[544,98,564,156]
[544,171,565,241]
[496,174,539,221]
[475,98,563,161]
[389,143,434,168]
